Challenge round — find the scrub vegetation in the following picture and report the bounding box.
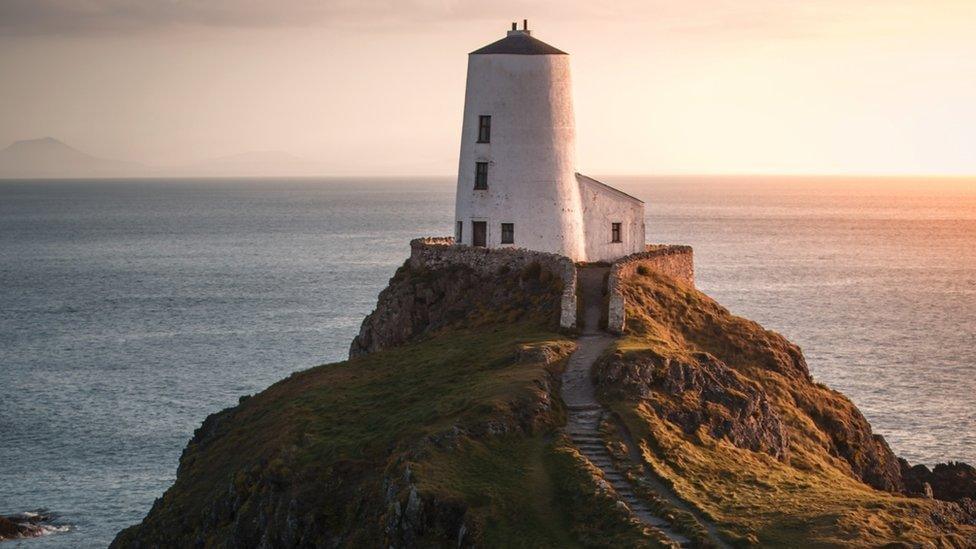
[597,271,976,546]
[115,265,975,548]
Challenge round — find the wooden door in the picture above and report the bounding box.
[472,221,487,247]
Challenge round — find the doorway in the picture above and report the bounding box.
[472,221,487,247]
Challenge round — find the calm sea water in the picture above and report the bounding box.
[1,176,974,547]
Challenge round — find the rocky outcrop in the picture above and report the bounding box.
[598,347,790,460]
[0,515,39,541]
[0,512,57,541]
[349,256,565,358]
[902,460,976,502]
[791,385,905,492]
[604,269,907,494]
[114,247,976,547]
[112,315,577,548]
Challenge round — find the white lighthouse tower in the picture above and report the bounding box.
[454,21,645,263]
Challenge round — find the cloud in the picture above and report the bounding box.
[0,0,594,35]
[0,0,844,36]
[1,0,964,40]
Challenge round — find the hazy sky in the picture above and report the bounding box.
[1,0,974,175]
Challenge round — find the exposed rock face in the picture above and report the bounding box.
[112,310,575,548]
[902,460,976,503]
[349,259,564,358]
[791,385,904,492]
[0,512,54,541]
[0,516,39,541]
[602,270,906,494]
[113,251,976,547]
[597,348,789,460]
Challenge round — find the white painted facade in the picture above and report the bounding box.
[453,25,645,263]
[576,174,645,262]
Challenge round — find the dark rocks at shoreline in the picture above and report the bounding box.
[901,459,976,502]
[0,511,55,541]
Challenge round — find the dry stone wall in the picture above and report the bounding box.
[607,245,694,334]
[409,237,578,330]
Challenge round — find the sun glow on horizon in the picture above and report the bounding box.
[1,0,974,177]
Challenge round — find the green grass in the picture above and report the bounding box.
[598,272,976,547]
[115,321,669,547]
[415,436,583,547]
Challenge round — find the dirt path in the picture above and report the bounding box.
[561,266,726,548]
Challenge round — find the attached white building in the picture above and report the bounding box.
[453,22,645,263]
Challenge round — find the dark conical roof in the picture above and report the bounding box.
[470,32,567,56]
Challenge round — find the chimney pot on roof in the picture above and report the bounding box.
[523,19,528,30]
[511,22,517,31]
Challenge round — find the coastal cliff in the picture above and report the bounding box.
[113,246,976,547]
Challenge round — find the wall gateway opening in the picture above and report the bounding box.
[472,221,487,247]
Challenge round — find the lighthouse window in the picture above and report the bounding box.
[501,223,514,244]
[611,222,622,243]
[474,162,489,190]
[477,115,491,143]
[456,221,463,243]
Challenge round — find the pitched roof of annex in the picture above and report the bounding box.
[576,173,645,204]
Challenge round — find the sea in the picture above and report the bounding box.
[1,176,974,547]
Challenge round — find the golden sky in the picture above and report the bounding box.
[1,0,974,175]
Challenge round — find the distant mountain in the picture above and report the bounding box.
[0,137,143,178]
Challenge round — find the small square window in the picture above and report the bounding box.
[611,222,622,243]
[501,223,514,244]
[477,115,491,143]
[474,162,488,190]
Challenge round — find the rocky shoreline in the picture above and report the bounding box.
[0,511,67,542]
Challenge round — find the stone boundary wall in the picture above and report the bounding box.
[410,237,578,330]
[607,244,694,334]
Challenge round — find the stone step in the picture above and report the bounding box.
[567,428,600,435]
[568,413,602,419]
[568,405,603,412]
[569,434,603,441]
[571,440,605,448]
[566,404,603,412]
[576,443,607,451]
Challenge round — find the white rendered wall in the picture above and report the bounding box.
[454,52,588,261]
[577,175,646,263]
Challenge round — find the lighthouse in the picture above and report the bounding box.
[453,21,645,263]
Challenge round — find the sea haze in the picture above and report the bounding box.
[1,176,974,547]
